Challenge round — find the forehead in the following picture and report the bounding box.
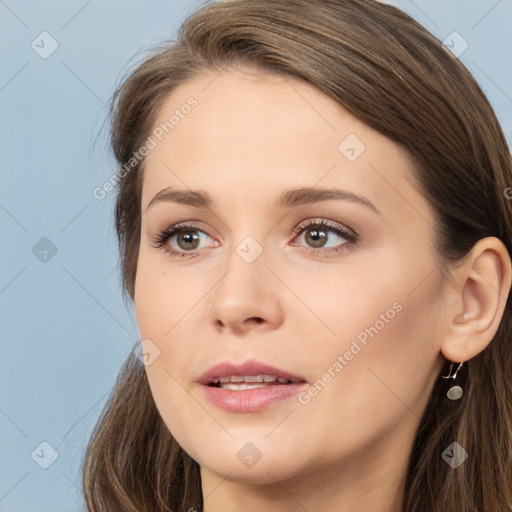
[140,66,423,221]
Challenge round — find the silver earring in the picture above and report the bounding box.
[441,361,464,400]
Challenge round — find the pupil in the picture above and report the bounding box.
[306,228,327,248]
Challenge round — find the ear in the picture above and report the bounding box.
[440,236,512,363]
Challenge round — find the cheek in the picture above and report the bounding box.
[134,263,204,451]
[133,250,210,413]
[134,249,198,340]
[298,268,443,432]
[288,248,442,391]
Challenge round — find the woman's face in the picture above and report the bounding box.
[134,66,448,488]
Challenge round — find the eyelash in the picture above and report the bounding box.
[150,219,359,259]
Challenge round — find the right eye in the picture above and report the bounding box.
[151,222,218,258]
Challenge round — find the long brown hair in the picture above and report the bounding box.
[82,1,512,510]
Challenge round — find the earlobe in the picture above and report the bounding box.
[440,236,512,364]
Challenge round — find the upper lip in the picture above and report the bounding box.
[198,359,306,385]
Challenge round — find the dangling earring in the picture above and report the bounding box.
[442,361,464,400]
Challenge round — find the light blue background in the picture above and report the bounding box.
[1,1,511,510]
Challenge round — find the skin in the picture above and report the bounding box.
[133,66,511,512]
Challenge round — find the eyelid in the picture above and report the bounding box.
[291,217,358,239]
[150,220,215,249]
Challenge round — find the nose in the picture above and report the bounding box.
[207,242,284,334]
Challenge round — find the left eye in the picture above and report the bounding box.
[292,220,356,251]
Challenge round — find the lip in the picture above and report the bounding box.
[197,359,307,413]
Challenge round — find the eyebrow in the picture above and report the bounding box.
[145,186,381,215]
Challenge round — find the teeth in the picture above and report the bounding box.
[211,374,291,385]
[244,375,264,382]
[220,382,271,391]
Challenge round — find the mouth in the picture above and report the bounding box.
[197,360,307,412]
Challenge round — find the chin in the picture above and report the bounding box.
[199,456,305,486]
[191,437,315,484]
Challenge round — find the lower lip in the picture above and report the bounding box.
[199,382,307,412]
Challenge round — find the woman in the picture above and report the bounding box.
[82,0,512,510]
